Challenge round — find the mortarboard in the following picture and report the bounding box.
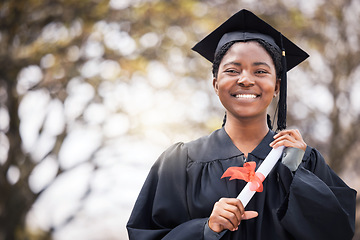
[192,9,309,130]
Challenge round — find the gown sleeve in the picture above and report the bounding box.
[277,147,357,240]
[126,143,208,240]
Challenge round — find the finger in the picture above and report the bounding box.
[270,135,296,148]
[221,209,258,230]
[272,135,297,146]
[233,198,245,216]
[222,199,248,228]
[214,199,243,229]
[271,139,297,149]
[272,129,303,144]
[271,129,307,150]
[218,198,245,217]
[274,129,296,138]
[216,214,239,231]
[221,209,241,230]
[221,204,242,224]
[275,129,304,141]
[225,199,244,227]
[211,206,240,231]
[293,129,304,140]
[241,211,258,220]
[274,133,297,141]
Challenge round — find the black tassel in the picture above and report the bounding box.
[277,34,287,131]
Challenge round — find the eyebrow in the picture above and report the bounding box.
[223,61,241,67]
[253,61,271,68]
[223,61,271,68]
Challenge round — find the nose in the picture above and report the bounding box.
[237,73,255,87]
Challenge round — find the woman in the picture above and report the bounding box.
[127,9,356,240]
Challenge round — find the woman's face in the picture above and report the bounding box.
[213,41,280,122]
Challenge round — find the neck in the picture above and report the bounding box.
[224,114,270,157]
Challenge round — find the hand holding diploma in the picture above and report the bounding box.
[235,146,285,207]
[208,198,258,233]
[209,146,283,233]
[209,129,307,233]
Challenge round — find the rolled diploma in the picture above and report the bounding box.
[237,146,285,207]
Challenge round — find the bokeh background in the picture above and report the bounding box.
[1,0,359,239]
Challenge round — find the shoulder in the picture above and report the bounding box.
[151,131,216,172]
[301,145,349,186]
[184,128,240,162]
[154,142,188,171]
[156,128,240,165]
[303,145,324,162]
[301,145,327,171]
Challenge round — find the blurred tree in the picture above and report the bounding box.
[0,0,110,239]
[268,0,360,176]
[0,0,359,239]
[0,0,219,238]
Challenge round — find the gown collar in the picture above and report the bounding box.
[247,129,276,160]
[186,127,276,162]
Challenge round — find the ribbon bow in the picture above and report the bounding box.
[221,161,265,192]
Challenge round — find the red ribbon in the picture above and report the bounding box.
[221,161,265,192]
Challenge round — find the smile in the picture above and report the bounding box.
[234,94,258,99]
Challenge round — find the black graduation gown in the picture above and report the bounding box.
[127,128,356,240]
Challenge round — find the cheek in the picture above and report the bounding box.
[217,77,233,89]
[264,78,278,91]
[216,84,231,104]
[261,81,278,100]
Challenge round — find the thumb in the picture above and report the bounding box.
[242,211,258,220]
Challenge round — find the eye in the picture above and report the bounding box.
[224,69,239,75]
[255,69,269,75]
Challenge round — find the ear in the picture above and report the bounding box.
[213,77,219,95]
[274,78,281,97]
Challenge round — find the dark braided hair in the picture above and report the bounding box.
[213,39,282,130]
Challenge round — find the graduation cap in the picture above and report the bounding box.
[192,9,309,131]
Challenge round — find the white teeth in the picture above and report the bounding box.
[235,94,257,99]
